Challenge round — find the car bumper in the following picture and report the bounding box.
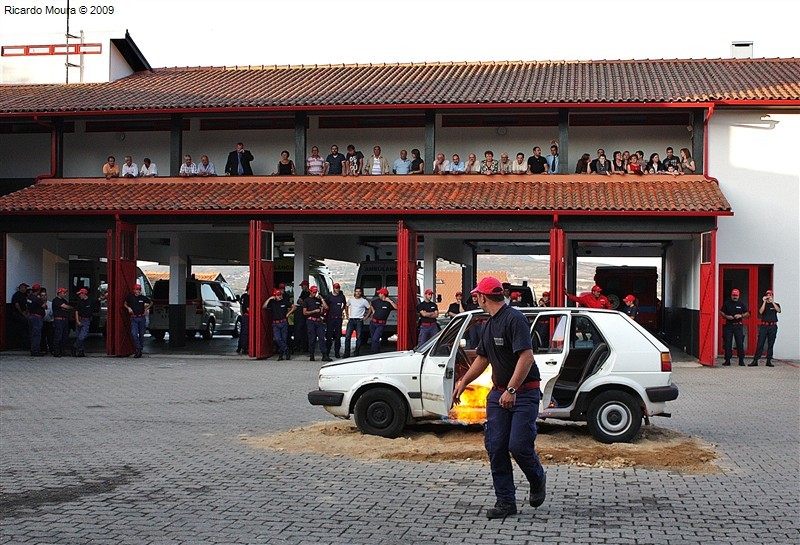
[308,390,344,407]
[646,384,679,403]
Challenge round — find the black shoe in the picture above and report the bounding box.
[738,360,746,366]
[278,353,283,361]
[335,351,341,359]
[322,356,332,362]
[748,361,758,367]
[722,361,731,366]
[343,352,350,359]
[284,352,291,361]
[30,351,45,357]
[486,501,517,519]
[309,354,315,361]
[133,350,142,359]
[766,361,774,367]
[530,472,547,508]
[77,351,86,358]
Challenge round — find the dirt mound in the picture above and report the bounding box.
[244,420,720,473]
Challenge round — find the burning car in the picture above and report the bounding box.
[308,308,679,443]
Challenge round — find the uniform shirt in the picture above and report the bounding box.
[510,300,525,307]
[371,298,395,321]
[463,299,480,311]
[527,155,548,174]
[76,298,95,319]
[720,299,749,324]
[325,292,347,319]
[448,301,464,315]
[759,302,779,323]
[347,297,371,319]
[303,296,325,318]
[11,291,27,315]
[325,153,346,175]
[240,292,250,315]
[417,301,438,324]
[27,296,46,316]
[623,304,639,320]
[52,296,71,318]
[476,304,539,387]
[125,293,152,315]
[266,298,292,321]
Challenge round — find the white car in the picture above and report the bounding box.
[308,308,679,443]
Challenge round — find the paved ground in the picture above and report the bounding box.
[1,347,798,545]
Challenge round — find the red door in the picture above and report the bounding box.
[718,264,773,356]
[397,221,418,351]
[107,220,137,356]
[698,231,716,365]
[249,220,274,359]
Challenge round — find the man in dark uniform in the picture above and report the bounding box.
[52,287,72,357]
[27,286,47,356]
[510,291,524,307]
[453,276,546,519]
[124,283,152,358]
[538,291,550,307]
[464,291,484,349]
[72,288,95,357]
[263,288,295,360]
[749,289,781,367]
[417,289,440,345]
[447,291,466,318]
[11,282,30,350]
[237,283,250,355]
[304,286,330,361]
[293,281,311,353]
[720,288,750,366]
[369,288,397,354]
[622,295,639,322]
[324,282,347,359]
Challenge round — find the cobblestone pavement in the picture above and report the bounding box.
[1,350,797,545]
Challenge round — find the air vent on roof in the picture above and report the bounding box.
[731,41,754,59]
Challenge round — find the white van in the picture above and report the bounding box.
[273,257,333,301]
[354,260,424,342]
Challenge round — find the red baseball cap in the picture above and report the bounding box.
[623,295,636,303]
[591,285,602,292]
[32,283,41,290]
[731,289,740,296]
[300,280,309,286]
[273,289,282,297]
[511,291,521,298]
[766,289,773,295]
[133,283,142,290]
[76,288,88,295]
[278,283,286,289]
[57,287,68,294]
[377,288,389,295]
[333,283,341,289]
[425,289,434,295]
[542,291,550,297]
[455,291,462,296]
[309,286,318,293]
[471,277,504,295]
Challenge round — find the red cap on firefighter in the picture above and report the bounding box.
[76,288,88,295]
[133,283,142,290]
[273,289,282,297]
[731,288,740,296]
[455,291,462,296]
[511,291,521,298]
[425,288,434,295]
[623,295,636,303]
[471,276,504,295]
[542,291,550,297]
[333,283,341,289]
[591,285,602,292]
[300,280,309,286]
[766,289,773,295]
[57,287,68,294]
[309,286,318,293]
[32,283,41,290]
[377,288,389,296]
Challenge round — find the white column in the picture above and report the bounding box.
[169,234,186,305]
[423,237,437,295]
[293,233,307,294]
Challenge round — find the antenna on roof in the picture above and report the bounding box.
[64,0,84,83]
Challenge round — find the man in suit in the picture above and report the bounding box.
[224,142,255,176]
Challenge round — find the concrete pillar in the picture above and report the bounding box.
[424,110,436,174]
[168,234,187,347]
[295,112,307,173]
[558,108,569,174]
[293,233,307,292]
[170,114,183,177]
[423,237,437,295]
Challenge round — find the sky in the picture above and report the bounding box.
[1,0,798,68]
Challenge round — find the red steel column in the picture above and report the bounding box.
[397,221,418,351]
[249,220,275,359]
[107,220,137,356]
[549,224,566,306]
[698,230,716,365]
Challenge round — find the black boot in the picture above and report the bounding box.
[278,353,284,361]
[284,351,291,361]
[748,360,758,367]
[134,350,142,359]
[722,360,731,366]
[766,360,774,367]
[309,353,315,361]
[322,354,332,362]
[530,472,547,507]
[486,501,517,519]
[77,351,86,357]
[343,350,350,359]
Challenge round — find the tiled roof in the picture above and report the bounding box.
[1,59,798,114]
[0,175,731,215]
[144,271,225,283]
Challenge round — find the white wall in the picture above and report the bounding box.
[710,110,800,359]
[664,237,699,310]
[5,234,65,294]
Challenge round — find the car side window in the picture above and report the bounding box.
[571,316,604,349]
[532,314,567,354]
[431,315,466,357]
[201,283,218,301]
[221,284,236,302]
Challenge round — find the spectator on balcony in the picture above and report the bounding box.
[498,152,513,174]
[224,142,254,176]
[323,145,347,176]
[575,153,591,174]
[179,154,197,177]
[140,157,158,177]
[273,150,295,175]
[527,146,549,174]
[432,153,451,175]
[546,144,559,174]
[464,153,480,174]
[392,149,412,175]
[121,155,138,178]
[306,146,324,175]
[594,154,612,176]
[589,148,606,173]
[345,144,364,176]
[680,148,696,174]
[480,150,500,175]
[363,146,390,175]
[646,153,666,173]
[510,152,527,174]
[409,148,425,175]
[449,154,466,174]
[627,156,644,174]
[635,150,646,170]
[103,156,120,179]
[611,151,626,174]
[197,155,217,176]
[622,150,632,167]
[663,147,681,172]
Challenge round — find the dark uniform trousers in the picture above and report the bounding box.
[722,323,746,363]
[325,317,343,357]
[753,324,778,362]
[306,318,327,356]
[130,316,147,351]
[27,315,43,354]
[237,314,249,353]
[73,318,91,352]
[53,318,70,353]
[369,319,386,354]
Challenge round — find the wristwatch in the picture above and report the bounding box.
[507,386,517,395]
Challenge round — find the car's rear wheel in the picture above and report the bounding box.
[587,390,642,444]
[353,388,408,438]
[202,319,215,340]
[232,317,242,338]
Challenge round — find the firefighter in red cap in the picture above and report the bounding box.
[293,280,311,353]
[236,283,250,355]
[750,289,781,367]
[324,282,347,359]
[564,285,610,309]
[417,288,440,345]
[369,288,397,354]
[720,288,750,366]
[72,288,94,357]
[124,283,152,358]
[510,291,524,307]
[453,276,546,519]
[52,287,73,357]
[263,289,296,360]
[303,285,330,361]
[622,295,639,321]
[26,284,47,356]
[538,291,550,307]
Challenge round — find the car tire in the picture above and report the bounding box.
[353,388,408,439]
[202,319,215,340]
[150,330,166,340]
[586,390,642,444]
[232,317,242,338]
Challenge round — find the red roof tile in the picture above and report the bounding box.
[0,175,731,215]
[1,59,797,115]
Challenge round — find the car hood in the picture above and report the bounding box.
[319,350,423,375]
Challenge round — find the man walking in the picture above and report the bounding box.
[263,289,295,360]
[72,288,94,357]
[453,277,546,519]
[124,283,152,358]
[749,289,781,367]
[720,288,750,366]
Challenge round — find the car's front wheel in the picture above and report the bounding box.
[353,388,408,438]
[232,317,242,338]
[586,390,642,443]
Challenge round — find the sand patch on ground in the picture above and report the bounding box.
[244,420,720,473]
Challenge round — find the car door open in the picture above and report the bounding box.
[531,312,570,411]
[419,314,468,416]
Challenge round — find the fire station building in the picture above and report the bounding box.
[1,34,798,361]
